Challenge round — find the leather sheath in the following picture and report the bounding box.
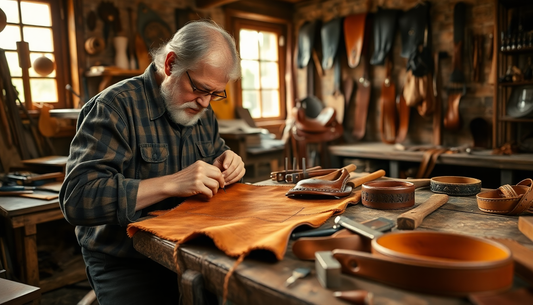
[321,17,341,71]
[286,166,354,198]
[398,3,429,58]
[297,21,318,69]
[476,178,533,215]
[371,7,401,66]
[343,13,366,68]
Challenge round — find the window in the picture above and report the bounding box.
[0,0,69,109]
[233,18,287,122]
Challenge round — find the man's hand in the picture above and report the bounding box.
[164,160,226,199]
[213,150,246,185]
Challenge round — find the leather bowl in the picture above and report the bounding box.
[430,176,481,196]
[361,180,415,209]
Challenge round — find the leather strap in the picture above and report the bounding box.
[415,148,449,178]
[476,178,533,215]
[432,52,444,146]
[352,17,372,140]
[292,229,371,260]
[379,56,398,144]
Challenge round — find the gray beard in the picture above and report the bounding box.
[160,77,206,126]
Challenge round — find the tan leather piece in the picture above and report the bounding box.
[127,183,360,261]
[333,231,514,296]
[476,178,533,215]
[343,13,366,68]
[352,67,371,140]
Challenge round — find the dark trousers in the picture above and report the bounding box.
[82,247,180,305]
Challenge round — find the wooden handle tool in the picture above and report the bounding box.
[349,169,386,188]
[397,194,448,230]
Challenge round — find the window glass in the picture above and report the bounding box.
[242,90,260,117]
[261,90,280,117]
[260,62,279,89]
[0,25,21,50]
[239,29,259,60]
[23,27,54,52]
[259,32,278,61]
[5,51,22,77]
[30,78,57,103]
[241,60,259,89]
[11,78,25,102]
[21,2,51,26]
[0,0,20,23]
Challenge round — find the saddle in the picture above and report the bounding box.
[290,96,343,165]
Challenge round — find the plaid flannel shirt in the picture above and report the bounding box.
[59,63,228,258]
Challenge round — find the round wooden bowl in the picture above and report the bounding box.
[361,180,415,209]
[430,176,481,196]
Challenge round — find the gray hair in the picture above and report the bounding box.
[151,20,241,81]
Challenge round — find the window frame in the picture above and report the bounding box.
[227,11,294,126]
[1,0,71,110]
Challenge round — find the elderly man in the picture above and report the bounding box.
[59,20,245,304]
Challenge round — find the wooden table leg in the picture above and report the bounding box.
[182,269,207,305]
[22,224,41,305]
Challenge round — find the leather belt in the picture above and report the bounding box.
[476,178,533,215]
[415,147,449,178]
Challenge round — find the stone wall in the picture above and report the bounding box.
[293,0,495,148]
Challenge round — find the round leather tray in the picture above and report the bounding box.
[430,176,481,196]
[333,231,514,296]
[361,181,415,209]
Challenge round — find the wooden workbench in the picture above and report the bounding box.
[0,193,86,299]
[329,142,533,186]
[132,179,533,305]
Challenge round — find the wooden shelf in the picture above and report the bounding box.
[499,80,533,87]
[498,116,533,122]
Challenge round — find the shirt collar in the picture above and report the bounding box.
[143,63,167,121]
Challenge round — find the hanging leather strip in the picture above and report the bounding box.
[297,21,318,69]
[379,56,397,144]
[370,7,401,66]
[325,56,345,124]
[343,13,366,68]
[321,17,341,71]
[352,16,372,140]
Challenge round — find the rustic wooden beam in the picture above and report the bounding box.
[195,0,239,9]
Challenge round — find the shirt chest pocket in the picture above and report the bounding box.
[196,141,215,163]
[139,143,169,178]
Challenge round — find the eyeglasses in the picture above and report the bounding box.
[185,71,227,101]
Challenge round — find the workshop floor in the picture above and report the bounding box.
[41,279,97,305]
